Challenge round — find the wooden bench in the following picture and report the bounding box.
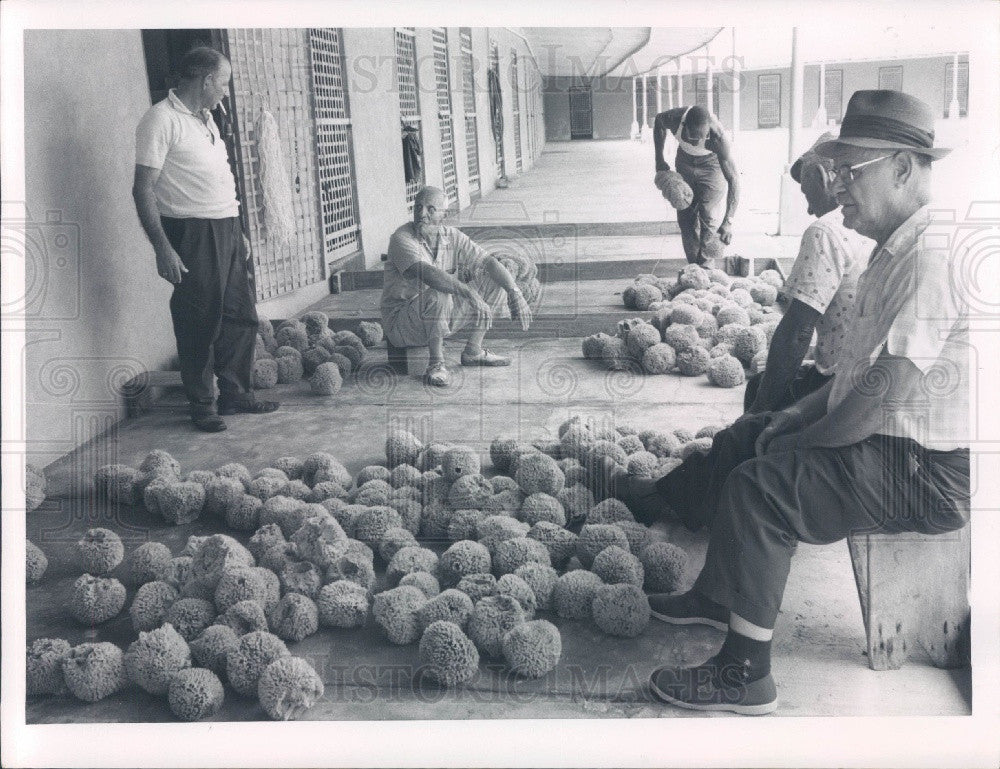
[848,525,971,670]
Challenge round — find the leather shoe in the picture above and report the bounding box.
[192,414,227,432]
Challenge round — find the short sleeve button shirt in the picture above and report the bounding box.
[780,210,873,373]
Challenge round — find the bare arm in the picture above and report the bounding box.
[715,131,740,226]
[402,259,492,327]
[132,164,187,283]
[747,298,820,413]
[652,108,684,173]
[483,255,532,331]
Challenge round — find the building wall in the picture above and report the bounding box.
[23,29,180,468]
[542,75,633,141]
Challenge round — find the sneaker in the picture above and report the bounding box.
[460,347,510,367]
[192,414,227,433]
[217,396,280,416]
[648,590,729,631]
[649,656,778,715]
[424,362,451,387]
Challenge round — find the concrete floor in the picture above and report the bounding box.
[29,337,970,723]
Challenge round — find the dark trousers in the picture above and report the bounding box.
[743,363,833,413]
[161,216,258,416]
[657,414,970,628]
[675,150,726,265]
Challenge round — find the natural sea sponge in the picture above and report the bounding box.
[248,523,286,562]
[268,593,319,642]
[447,509,488,543]
[416,588,475,632]
[625,322,661,359]
[614,521,654,557]
[730,325,768,366]
[94,464,140,505]
[189,625,239,676]
[214,566,280,614]
[455,573,498,603]
[641,343,676,374]
[316,580,370,628]
[676,345,711,376]
[591,583,650,637]
[291,515,349,569]
[353,506,404,548]
[663,323,700,353]
[556,483,594,523]
[526,521,578,568]
[373,585,427,645]
[275,354,304,383]
[496,573,538,618]
[680,437,714,460]
[482,489,524,515]
[144,480,205,525]
[27,637,72,696]
[225,494,263,531]
[226,630,290,697]
[325,552,377,592]
[419,620,480,686]
[203,477,246,520]
[438,541,491,587]
[252,358,279,389]
[440,446,479,483]
[190,534,255,590]
[448,474,494,510]
[26,539,48,583]
[515,452,565,497]
[707,355,746,388]
[576,524,630,568]
[166,597,217,642]
[591,545,644,587]
[622,282,663,311]
[378,527,419,562]
[586,498,634,525]
[258,656,325,721]
[69,574,126,624]
[657,169,694,211]
[750,282,779,306]
[385,429,423,469]
[168,667,225,721]
[310,362,343,394]
[399,571,441,598]
[356,320,384,347]
[643,430,681,458]
[249,474,287,501]
[62,642,127,702]
[214,600,269,636]
[716,304,751,327]
[303,452,353,488]
[130,580,179,632]
[279,559,323,598]
[640,542,689,593]
[597,335,631,370]
[514,563,558,612]
[553,570,604,620]
[139,449,182,477]
[502,620,561,678]
[468,594,526,658]
[626,451,660,477]
[301,345,333,376]
[491,537,551,575]
[518,493,566,527]
[124,623,191,695]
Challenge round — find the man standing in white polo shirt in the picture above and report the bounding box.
[133,46,278,432]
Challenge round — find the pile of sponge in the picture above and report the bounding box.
[585,264,783,387]
[253,312,384,396]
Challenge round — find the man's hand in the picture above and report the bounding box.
[654,170,671,191]
[717,220,733,245]
[507,288,532,331]
[155,243,188,284]
[754,409,803,457]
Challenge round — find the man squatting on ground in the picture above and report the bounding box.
[622,90,970,715]
[133,47,278,433]
[653,104,740,267]
[380,186,533,387]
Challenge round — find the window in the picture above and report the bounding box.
[460,27,481,200]
[944,60,969,117]
[695,74,721,115]
[757,73,781,128]
[824,68,843,123]
[878,66,903,91]
[395,27,423,208]
[645,77,658,123]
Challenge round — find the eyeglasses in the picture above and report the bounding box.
[832,154,893,184]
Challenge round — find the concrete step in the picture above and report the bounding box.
[449,221,681,238]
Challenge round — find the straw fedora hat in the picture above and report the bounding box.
[815,90,951,159]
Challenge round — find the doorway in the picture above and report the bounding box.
[569,86,593,139]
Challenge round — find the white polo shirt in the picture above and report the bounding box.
[827,206,969,451]
[135,90,240,219]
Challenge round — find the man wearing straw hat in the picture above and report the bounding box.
[133,46,278,432]
[640,90,970,715]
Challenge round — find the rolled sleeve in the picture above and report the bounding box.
[781,223,845,314]
[451,228,491,281]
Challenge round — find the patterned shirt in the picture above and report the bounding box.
[781,210,873,373]
[827,206,969,451]
[381,223,489,314]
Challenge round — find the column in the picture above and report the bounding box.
[813,61,827,128]
[631,76,639,139]
[730,26,740,142]
[947,52,960,119]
